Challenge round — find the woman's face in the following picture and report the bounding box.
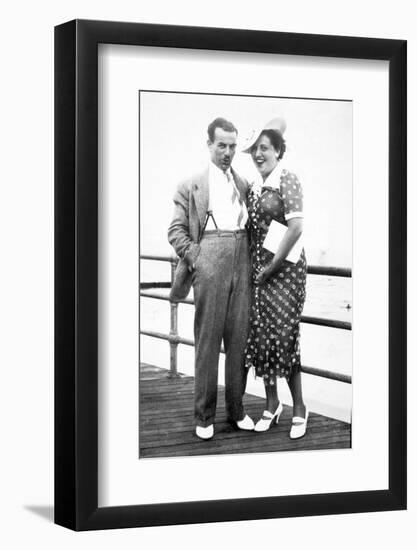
[251,134,279,180]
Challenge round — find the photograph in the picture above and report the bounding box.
[0,1,410,542]
[139,90,353,458]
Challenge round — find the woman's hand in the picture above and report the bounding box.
[254,265,273,285]
[254,259,283,285]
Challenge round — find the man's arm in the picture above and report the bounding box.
[167,180,200,270]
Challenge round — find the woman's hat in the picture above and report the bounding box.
[241,116,287,153]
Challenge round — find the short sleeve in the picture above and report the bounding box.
[280,170,304,220]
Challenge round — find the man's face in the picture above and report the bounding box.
[208,127,237,172]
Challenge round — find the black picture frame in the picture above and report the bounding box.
[54,19,407,531]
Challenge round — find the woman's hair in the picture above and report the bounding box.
[253,129,286,161]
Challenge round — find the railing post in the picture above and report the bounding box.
[167,260,180,378]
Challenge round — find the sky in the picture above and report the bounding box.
[140,91,352,267]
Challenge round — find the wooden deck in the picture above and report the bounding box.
[139,363,351,458]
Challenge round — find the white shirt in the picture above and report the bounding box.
[207,163,248,230]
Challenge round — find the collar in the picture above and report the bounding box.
[209,161,232,181]
[262,164,283,190]
[251,164,282,197]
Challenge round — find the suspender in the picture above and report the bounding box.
[199,210,218,240]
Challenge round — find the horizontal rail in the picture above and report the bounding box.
[301,365,351,384]
[140,330,351,384]
[140,290,351,330]
[141,254,174,262]
[140,329,225,353]
[141,290,194,304]
[300,315,351,331]
[307,265,351,277]
[140,282,171,289]
[140,254,351,278]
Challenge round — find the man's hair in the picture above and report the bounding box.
[207,117,238,142]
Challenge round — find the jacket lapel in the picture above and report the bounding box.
[192,168,209,230]
[232,168,248,203]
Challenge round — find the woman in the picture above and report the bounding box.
[243,117,308,438]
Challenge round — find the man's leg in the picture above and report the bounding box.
[223,233,251,423]
[193,236,232,427]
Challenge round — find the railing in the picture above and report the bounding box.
[140,254,352,384]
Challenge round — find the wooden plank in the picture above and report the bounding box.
[139,363,351,458]
[140,435,352,458]
[140,410,348,435]
[140,409,348,432]
[140,404,347,430]
[140,424,350,446]
[141,441,351,458]
[140,422,350,446]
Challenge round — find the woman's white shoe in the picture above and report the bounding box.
[254,402,283,432]
[289,409,309,439]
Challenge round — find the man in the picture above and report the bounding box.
[168,117,254,440]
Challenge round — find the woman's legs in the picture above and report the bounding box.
[264,379,280,414]
[263,372,306,417]
[288,370,306,418]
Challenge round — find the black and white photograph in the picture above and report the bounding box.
[139,90,352,458]
[0,0,411,543]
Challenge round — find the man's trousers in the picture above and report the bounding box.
[192,229,250,428]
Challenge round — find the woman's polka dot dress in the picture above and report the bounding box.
[245,170,307,383]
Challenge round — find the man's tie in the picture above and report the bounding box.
[226,170,245,228]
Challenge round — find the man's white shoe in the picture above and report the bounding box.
[236,414,255,431]
[196,424,214,440]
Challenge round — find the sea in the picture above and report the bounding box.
[140,261,352,423]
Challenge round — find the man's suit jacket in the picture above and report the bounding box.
[168,165,249,302]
